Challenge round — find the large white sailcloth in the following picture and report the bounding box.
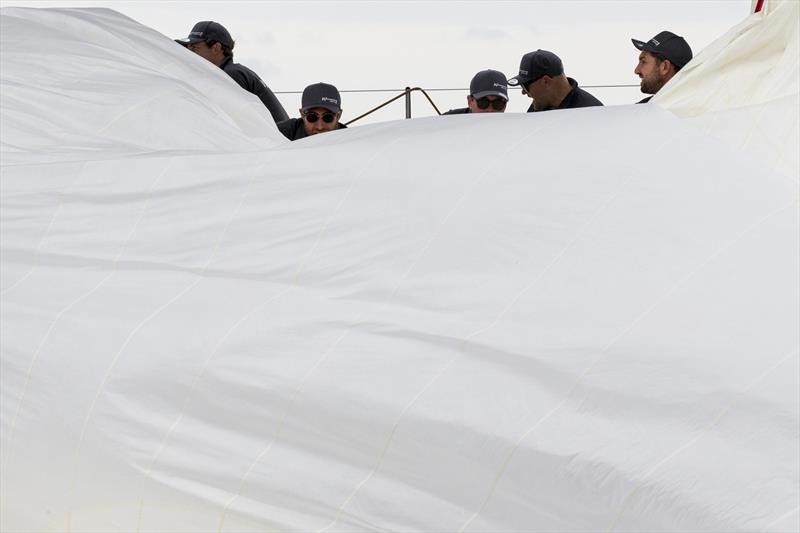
[1,3,798,532]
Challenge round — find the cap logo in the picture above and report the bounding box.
[650,38,661,46]
[493,82,507,90]
[321,96,338,105]
[190,31,203,36]
[519,69,528,75]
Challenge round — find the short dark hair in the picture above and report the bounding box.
[650,51,682,72]
[208,40,235,58]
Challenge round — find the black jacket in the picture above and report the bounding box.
[527,78,603,112]
[443,107,471,115]
[220,56,288,123]
[636,96,653,104]
[276,117,347,141]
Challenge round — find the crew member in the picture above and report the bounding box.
[176,21,288,123]
[277,83,347,141]
[632,31,693,103]
[443,69,508,115]
[508,50,602,112]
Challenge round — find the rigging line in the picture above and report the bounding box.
[274,84,638,94]
[345,87,442,126]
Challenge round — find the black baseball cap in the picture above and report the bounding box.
[508,50,564,87]
[301,82,341,113]
[175,21,234,48]
[470,69,508,100]
[632,31,693,69]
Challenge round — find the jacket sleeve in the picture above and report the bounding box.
[253,83,289,123]
[226,66,289,123]
[276,118,295,140]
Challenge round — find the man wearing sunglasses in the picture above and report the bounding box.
[176,21,288,124]
[508,50,602,112]
[277,82,347,141]
[443,70,509,115]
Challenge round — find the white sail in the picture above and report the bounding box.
[1,4,798,532]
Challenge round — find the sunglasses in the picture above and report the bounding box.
[303,111,336,123]
[475,97,507,111]
[520,75,546,96]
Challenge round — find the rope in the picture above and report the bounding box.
[344,87,443,126]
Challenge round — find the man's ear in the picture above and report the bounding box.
[467,95,474,106]
[660,59,674,76]
[211,42,223,54]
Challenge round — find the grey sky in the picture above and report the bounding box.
[2,0,753,124]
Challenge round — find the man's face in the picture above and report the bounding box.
[634,51,666,94]
[467,95,507,113]
[301,106,341,136]
[523,77,550,111]
[188,41,221,66]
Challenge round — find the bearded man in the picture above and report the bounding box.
[632,31,693,103]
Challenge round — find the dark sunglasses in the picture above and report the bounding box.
[303,111,336,123]
[475,97,507,111]
[520,75,546,96]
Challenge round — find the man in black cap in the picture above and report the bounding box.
[277,82,347,141]
[443,69,508,115]
[176,21,288,123]
[632,31,693,103]
[508,50,602,112]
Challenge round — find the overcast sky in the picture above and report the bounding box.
[2,0,753,125]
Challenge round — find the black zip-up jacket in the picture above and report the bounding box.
[443,107,471,115]
[636,96,653,104]
[527,77,603,112]
[220,56,288,123]
[276,118,347,141]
